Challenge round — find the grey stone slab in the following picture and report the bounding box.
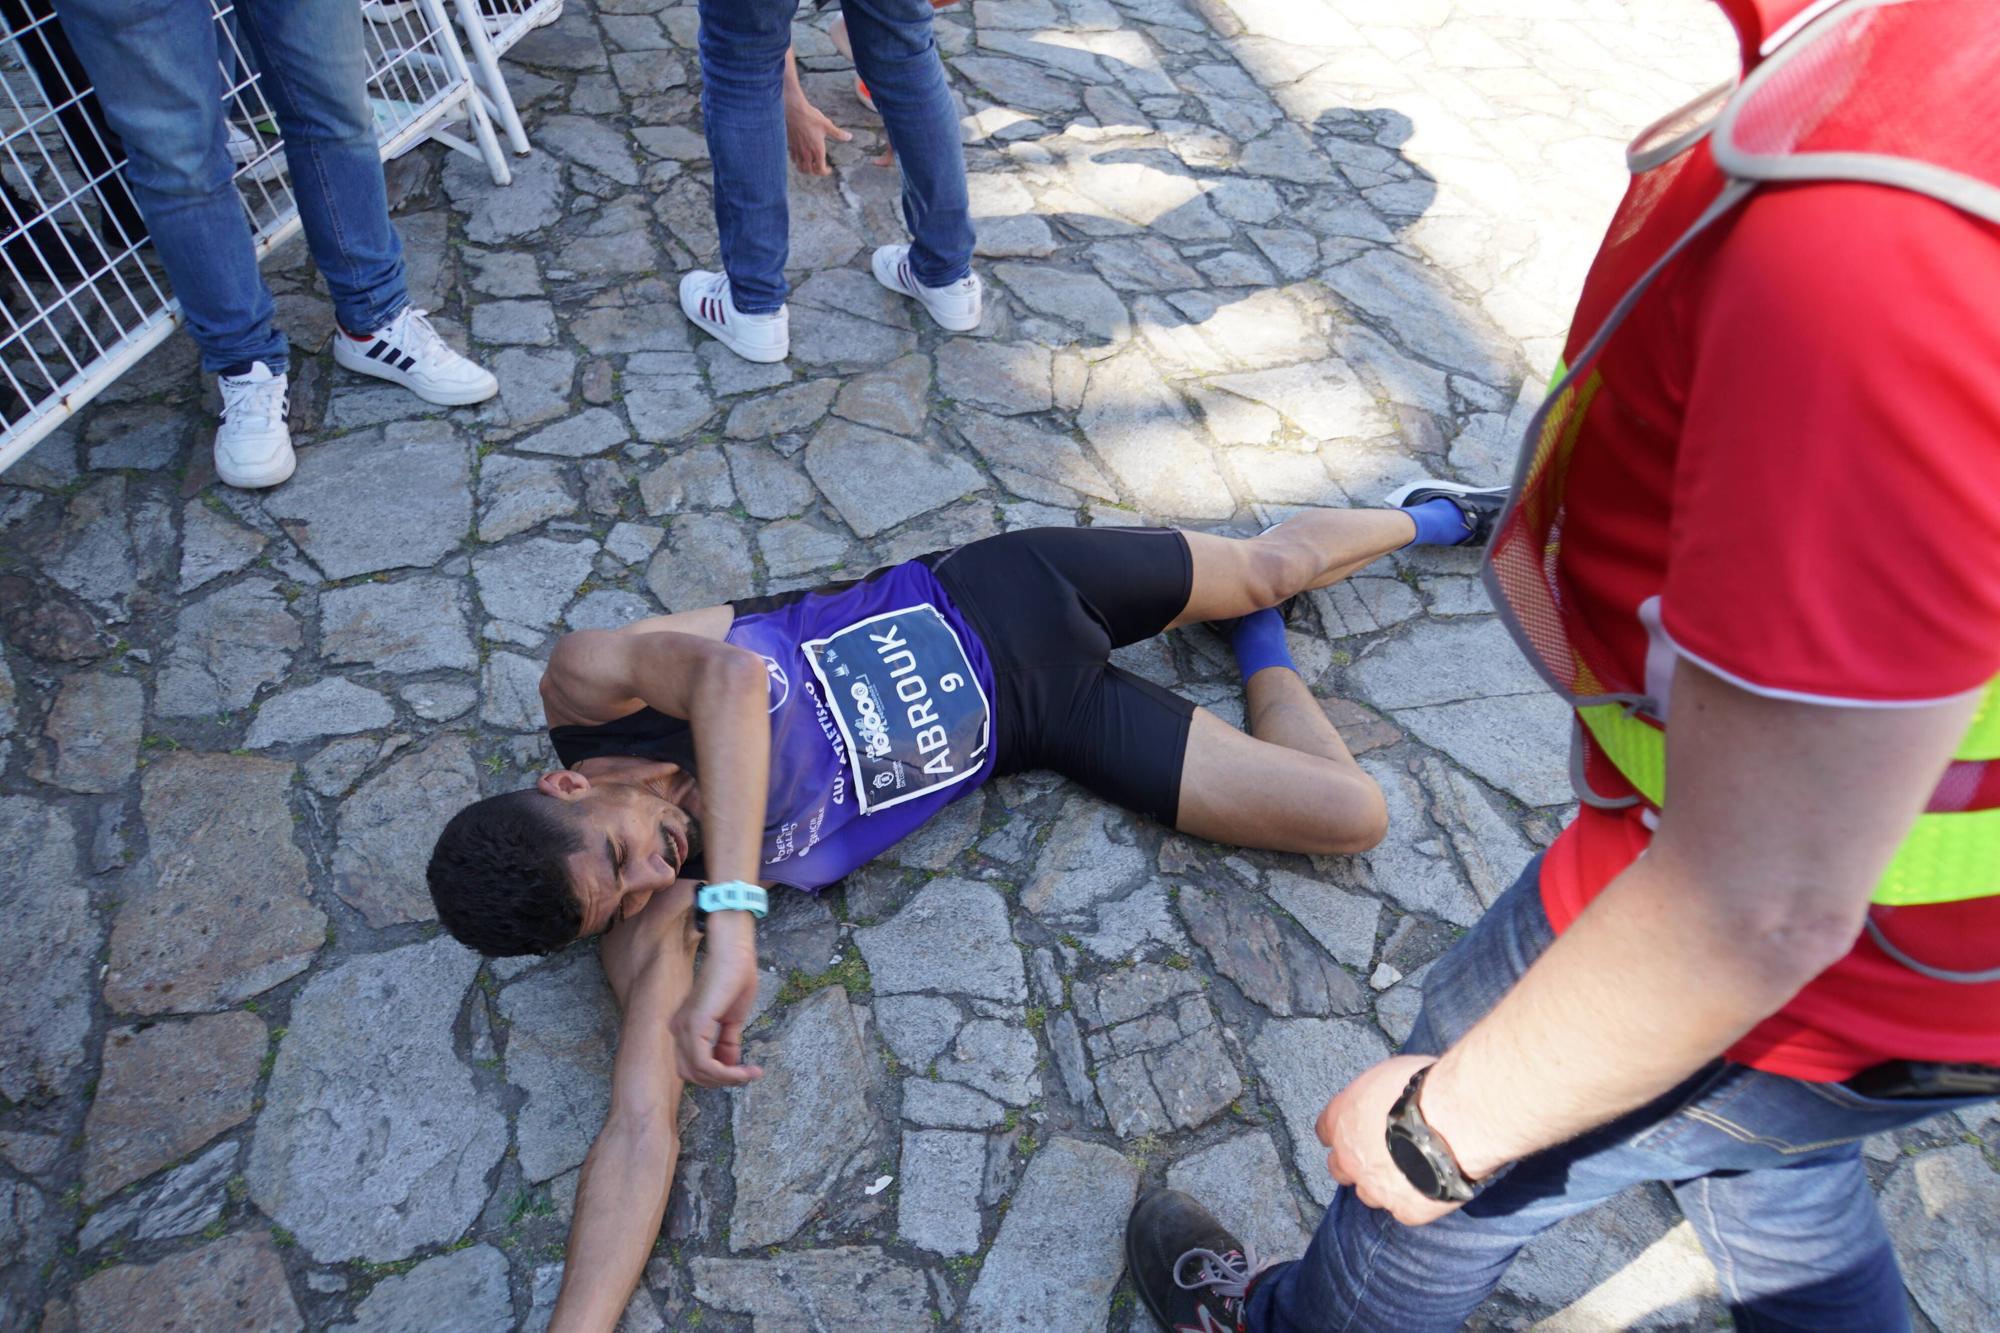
[30,669,141,793]
[106,754,325,1015]
[481,650,547,731]
[514,407,631,458]
[479,454,576,541]
[875,995,965,1069]
[1393,692,1574,809]
[500,951,622,1182]
[882,788,985,872]
[569,299,692,356]
[691,1247,933,1332]
[1324,249,1514,384]
[1882,1145,2000,1332]
[724,441,818,520]
[1079,349,1235,519]
[401,681,477,723]
[330,1245,513,1333]
[473,536,600,629]
[803,419,986,538]
[730,986,876,1249]
[625,372,715,444]
[604,521,664,564]
[44,475,137,620]
[1354,757,1486,927]
[321,576,477,674]
[246,678,393,748]
[833,354,931,436]
[963,1138,1139,1332]
[1088,236,1203,292]
[1249,1018,1392,1204]
[1265,869,1380,969]
[937,1018,1042,1107]
[1023,798,1150,918]
[1210,359,1392,441]
[84,403,192,470]
[333,736,481,927]
[80,1140,239,1250]
[1048,1009,1106,1126]
[481,346,579,433]
[639,445,734,515]
[448,145,565,243]
[0,1176,46,1271]
[1166,1130,1314,1262]
[567,588,654,631]
[1077,882,1188,961]
[83,1012,264,1202]
[155,578,301,717]
[71,1233,303,1333]
[902,1078,1008,1129]
[249,936,504,1262]
[991,261,1130,342]
[179,499,268,592]
[1351,616,1546,709]
[0,799,98,1099]
[898,1129,986,1255]
[856,878,1027,1004]
[724,379,838,441]
[471,298,557,346]
[954,409,1118,502]
[1178,883,1364,1017]
[539,114,640,185]
[647,512,753,611]
[265,425,471,578]
[937,339,1053,415]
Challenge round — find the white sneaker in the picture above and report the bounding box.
[679,270,789,363]
[361,0,416,21]
[467,0,563,37]
[214,362,296,490]
[227,123,284,185]
[872,244,981,332]
[333,307,499,406]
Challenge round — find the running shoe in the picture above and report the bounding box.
[1383,478,1511,546]
[872,244,982,332]
[1125,1189,1270,1333]
[214,361,296,490]
[332,307,499,406]
[360,0,416,20]
[468,0,563,37]
[679,270,789,363]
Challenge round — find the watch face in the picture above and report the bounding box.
[1387,1128,1445,1200]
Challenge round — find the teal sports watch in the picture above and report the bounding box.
[696,880,768,922]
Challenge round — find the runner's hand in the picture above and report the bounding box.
[785,93,851,176]
[672,938,765,1087]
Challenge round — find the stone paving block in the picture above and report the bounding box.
[1178,882,1365,1017]
[30,668,141,793]
[803,419,986,538]
[332,736,482,927]
[858,879,1028,1004]
[729,986,876,1250]
[328,1244,513,1333]
[263,425,472,579]
[0,799,98,1099]
[320,576,478,674]
[963,1137,1138,1332]
[1251,1018,1391,1204]
[1881,1145,2000,1331]
[106,754,324,1015]
[500,951,622,1183]
[71,1232,302,1333]
[246,678,394,749]
[249,936,504,1263]
[692,1247,933,1331]
[898,1129,986,1255]
[1166,1130,1315,1261]
[154,579,302,718]
[83,1012,264,1202]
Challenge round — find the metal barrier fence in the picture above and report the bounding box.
[0,0,509,474]
[451,0,565,160]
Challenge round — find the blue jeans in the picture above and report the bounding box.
[696,0,972,313]
[53,0,407,373]
[1247,857,1993,1332]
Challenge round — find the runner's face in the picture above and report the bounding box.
[545,770,695,937]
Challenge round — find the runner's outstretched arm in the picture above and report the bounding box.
[549,885,699,1333]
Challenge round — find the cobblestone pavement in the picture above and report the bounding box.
[4,0,1998,1328]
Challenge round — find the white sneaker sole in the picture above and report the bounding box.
[680,300,788,363]
[215,448,297,490]
[334,344,500,407]
[872,250,981,332]
[1382,480,1509,507]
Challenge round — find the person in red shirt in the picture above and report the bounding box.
[1126,1,2000,1329]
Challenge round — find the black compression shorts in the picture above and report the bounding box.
[928,526,1197,825]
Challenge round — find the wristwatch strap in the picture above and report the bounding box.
[1385,1065,1480,1204]
[696,880,768,920]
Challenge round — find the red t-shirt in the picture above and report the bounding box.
[1536,137,2000,1079]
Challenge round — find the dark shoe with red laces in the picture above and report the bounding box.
[1127,1188,1270,1332]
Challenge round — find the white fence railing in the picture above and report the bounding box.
[0,0,515,474]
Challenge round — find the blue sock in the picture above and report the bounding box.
[1402,497,1472,547]
[1228,607,1295,684]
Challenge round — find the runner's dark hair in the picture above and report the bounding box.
[427,790,586,956]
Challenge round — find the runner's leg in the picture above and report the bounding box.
[1168,507,1418,629]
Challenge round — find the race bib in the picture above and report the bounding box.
[803,603,991,814]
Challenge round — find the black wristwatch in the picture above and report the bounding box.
[1384,1065,1480,1204]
